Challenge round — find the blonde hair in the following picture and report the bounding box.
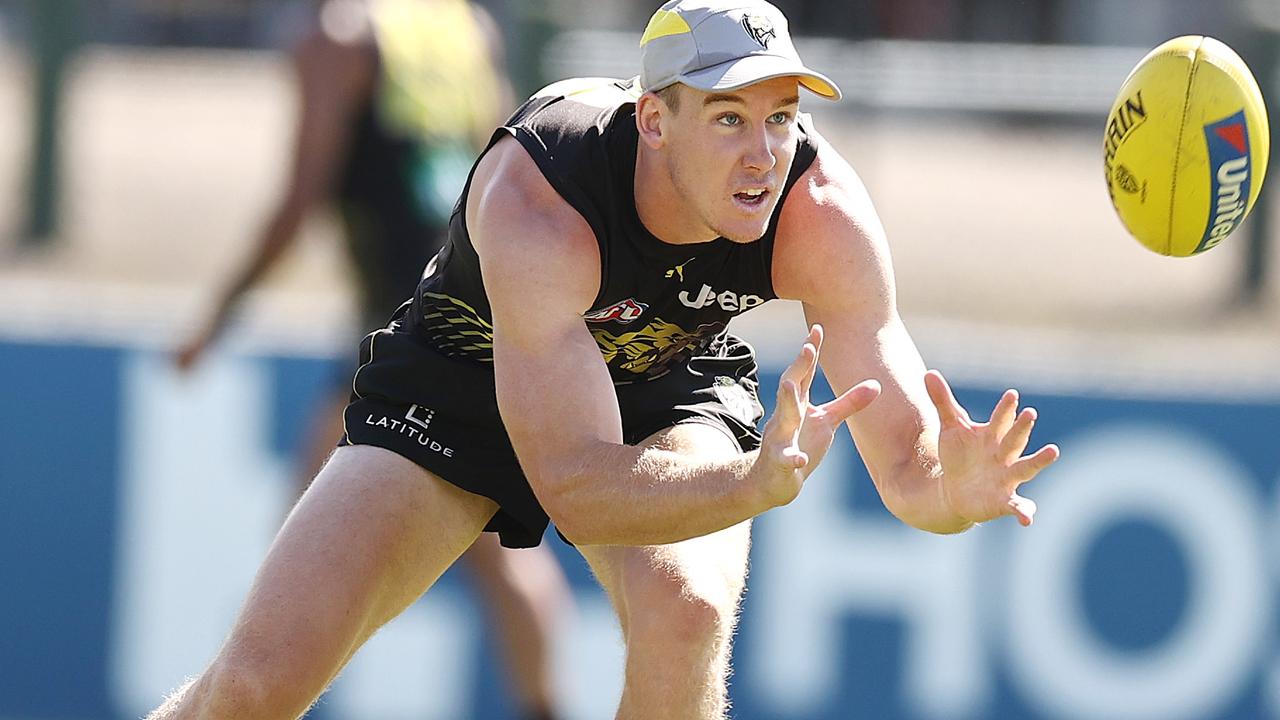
[654,83,683,112]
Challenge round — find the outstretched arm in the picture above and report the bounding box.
[470,138,878,546]
[773,145,1059,533]
[176,26,373,369]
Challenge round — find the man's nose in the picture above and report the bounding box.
[742,127,777,172]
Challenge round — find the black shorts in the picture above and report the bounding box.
[339,314,765,548]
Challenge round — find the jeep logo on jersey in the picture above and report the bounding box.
[742,13,776,48]
[678,284,765,312]
[584,298,648,323]
[1196,110,1251,254]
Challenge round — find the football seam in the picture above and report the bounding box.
[1166,36,1205,255]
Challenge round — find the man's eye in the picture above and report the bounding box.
[769,112,792,124]
[718,114,742,126]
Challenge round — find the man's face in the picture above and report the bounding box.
[658,77,802,243]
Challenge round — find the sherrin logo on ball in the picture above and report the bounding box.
[1104,36,1270,256]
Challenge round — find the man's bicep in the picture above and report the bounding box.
[485,249,618,459]
[469,138,621,487]
[491,311,624,486]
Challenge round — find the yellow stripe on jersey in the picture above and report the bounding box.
[529,77,642,109]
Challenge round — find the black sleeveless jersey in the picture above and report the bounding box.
[406,77,819,384]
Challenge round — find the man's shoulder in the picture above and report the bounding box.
[496,79,639,241]
[507,78,637,145]
[468,136,602,314]
[309,0,376,50]
[779,141,865,224]
[774,142,890,302]
[503,81,626,144]
[469,137,599,260]
[295,6,376,86]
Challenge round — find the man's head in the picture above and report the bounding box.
[634,0,840,244]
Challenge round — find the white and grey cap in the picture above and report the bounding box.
[639,0,841,100]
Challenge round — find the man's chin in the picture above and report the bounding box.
[715,199,781,242]
[716,222,773,244]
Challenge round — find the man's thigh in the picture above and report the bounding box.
[576,422,753,624]
[217,444,498,686]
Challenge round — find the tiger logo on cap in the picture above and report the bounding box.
[741,13,775,48]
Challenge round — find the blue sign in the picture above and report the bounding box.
[1,339,1276,719]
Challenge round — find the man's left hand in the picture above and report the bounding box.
[924,370,1060,527]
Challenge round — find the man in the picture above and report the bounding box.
[150,1,1059,718]
[172,1,567,718]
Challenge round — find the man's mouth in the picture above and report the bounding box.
[733,187,770,207]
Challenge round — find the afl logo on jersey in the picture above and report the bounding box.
[742,14,776,48]
[585,298,648,324]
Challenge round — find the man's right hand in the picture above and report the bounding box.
[173,324,218,372]
[754,324,881,508]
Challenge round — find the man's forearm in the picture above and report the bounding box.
[542,443,770,546]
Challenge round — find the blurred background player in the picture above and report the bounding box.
[173,1,569,718]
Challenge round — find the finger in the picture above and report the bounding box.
[772,378,805,436]
[1009,493,1037,527]
[989,389,1019,439]
[819,379,881,423]
[1010,443,1061,483]
[800,326,823,397]
[772,381,808,468]
[790,325,822,400]
[924,370,972,428]
[999,406,1038,459]
[780,339,818,391]
[808,323,824,348]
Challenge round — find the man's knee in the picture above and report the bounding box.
[187,654,317,720]
[623,565,739,648]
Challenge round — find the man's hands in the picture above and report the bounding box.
[755,325,881,508]
[925,370,1060,527]
[173,322,220,372]
[753,329,1059,529]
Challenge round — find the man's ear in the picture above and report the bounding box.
[635,92,669,150]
